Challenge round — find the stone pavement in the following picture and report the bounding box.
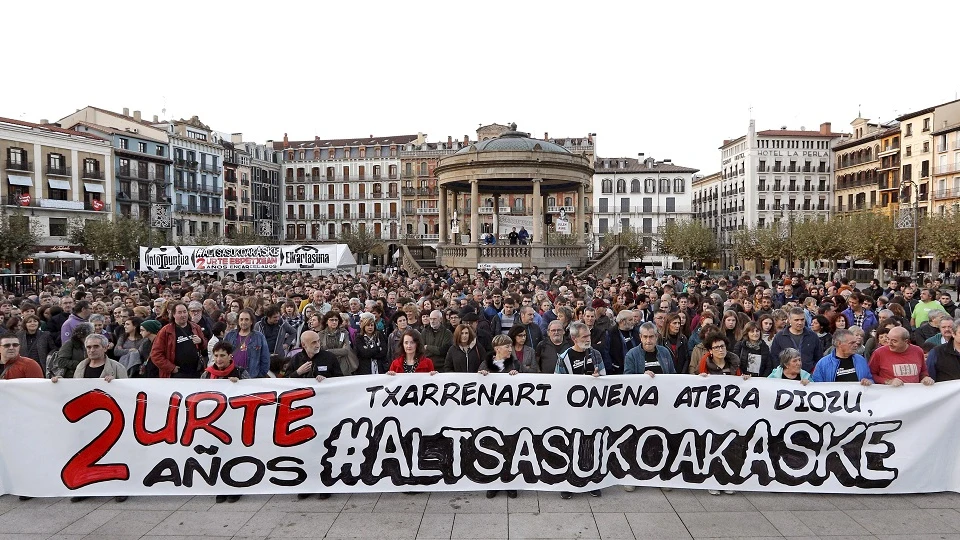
[3,488,960,539]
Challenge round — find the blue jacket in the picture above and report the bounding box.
[811,350,872,383]
[769,328,823,373]
[223,330,270,378]
[623,345,676,374]
[841,308,878,333]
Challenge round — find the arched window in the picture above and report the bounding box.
[547,196,556,207]
[631,179,641,193]
[602,179,612,193]
[673,178,685,193]
[659,178,670,193]
[563,197,572,207]
[616,179,626,193]
[644,178,655,193]
[513,197,524,210]
[485,197,493,207]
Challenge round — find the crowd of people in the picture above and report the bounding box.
[0,264,956,501]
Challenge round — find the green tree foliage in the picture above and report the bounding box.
[923,211,960,263]
[68,217,165,263]
[847,211,913,269]
[658,220,719,268]
[0,212,42,267]
[599,229,645,259]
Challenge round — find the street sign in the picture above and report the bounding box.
[895,207,913,230]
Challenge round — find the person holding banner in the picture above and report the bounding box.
[386,329,438,375]
[554,321,603,499]
[202,341,249,383]
[768,348,812,384]
[811,329,873,384]
[479,334,526,499]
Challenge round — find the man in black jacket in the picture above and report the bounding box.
[285,330,339,501]
[285,330,341,381]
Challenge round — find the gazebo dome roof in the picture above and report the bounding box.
[455,123,571,156]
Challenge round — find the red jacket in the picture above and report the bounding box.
[388,356,435,373]
[1,356,44,379]
[151,321,207,378]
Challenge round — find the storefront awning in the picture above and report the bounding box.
[83,182,104,193]
[7,175,32,187]
[47,179,71,190]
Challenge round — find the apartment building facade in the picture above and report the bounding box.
[593,156,698,268]
[833,116,898,218]
[156,116,224,241]
[399,134,467,240]
[222,139,253,238]
[0,117,113,255]
[244,141,282,240]
[711,120,841,266]
[59,107,173,233]
[276,133,415,244]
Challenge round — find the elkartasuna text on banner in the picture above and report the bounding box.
[138,244,356,272]
[0,375,955,497]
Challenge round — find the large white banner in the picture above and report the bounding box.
[1,375,958,497]
[139,244,354,272]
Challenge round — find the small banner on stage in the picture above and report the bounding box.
[0,375,957,497]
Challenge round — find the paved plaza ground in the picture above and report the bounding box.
[2,488,960,539]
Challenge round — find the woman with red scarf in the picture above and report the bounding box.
[201,341,248,503]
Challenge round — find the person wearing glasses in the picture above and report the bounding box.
[554,321,604,499]
[0,335,43,379]
[694,331,747,496]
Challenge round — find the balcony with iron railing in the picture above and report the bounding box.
[174,158,198,170]
[45,165,70,177]
[879,143,900,155]
[81,169,105,180]
[934,163,960,176]
[5,160,33,172]
[416,207,440,214]
[477,206,512,214]
[200,163,222,175]
[934,188,960,200]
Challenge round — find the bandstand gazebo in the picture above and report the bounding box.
[433,124,594,271]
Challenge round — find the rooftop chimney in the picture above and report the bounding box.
[40,119,49,125]
[416,132,425,145]
[463,135,469,145]
[447,135,452,147]
[544,132,549,140]
[153,115,159,123]
[283,133,289,149]
[231,133,243,144]
[133,111,141,122]
[122,108,129,116]
[820,122,832,135]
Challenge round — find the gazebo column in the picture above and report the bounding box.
[576,185,585,243]
[470,179,480,243]
[492,193,500,240]
[532,179,542,244]
[438,186,448,243]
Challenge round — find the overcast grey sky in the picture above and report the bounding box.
[7,1,960,173]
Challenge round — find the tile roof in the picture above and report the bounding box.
[594,157,699,174]
[84,106,163,130]
[273,134,420,151]
[68,121,167,144]
[0,117,107,142]
[756,129,843,138]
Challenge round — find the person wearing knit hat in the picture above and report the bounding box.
[137,320,162,378]
[140,320,162,335]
